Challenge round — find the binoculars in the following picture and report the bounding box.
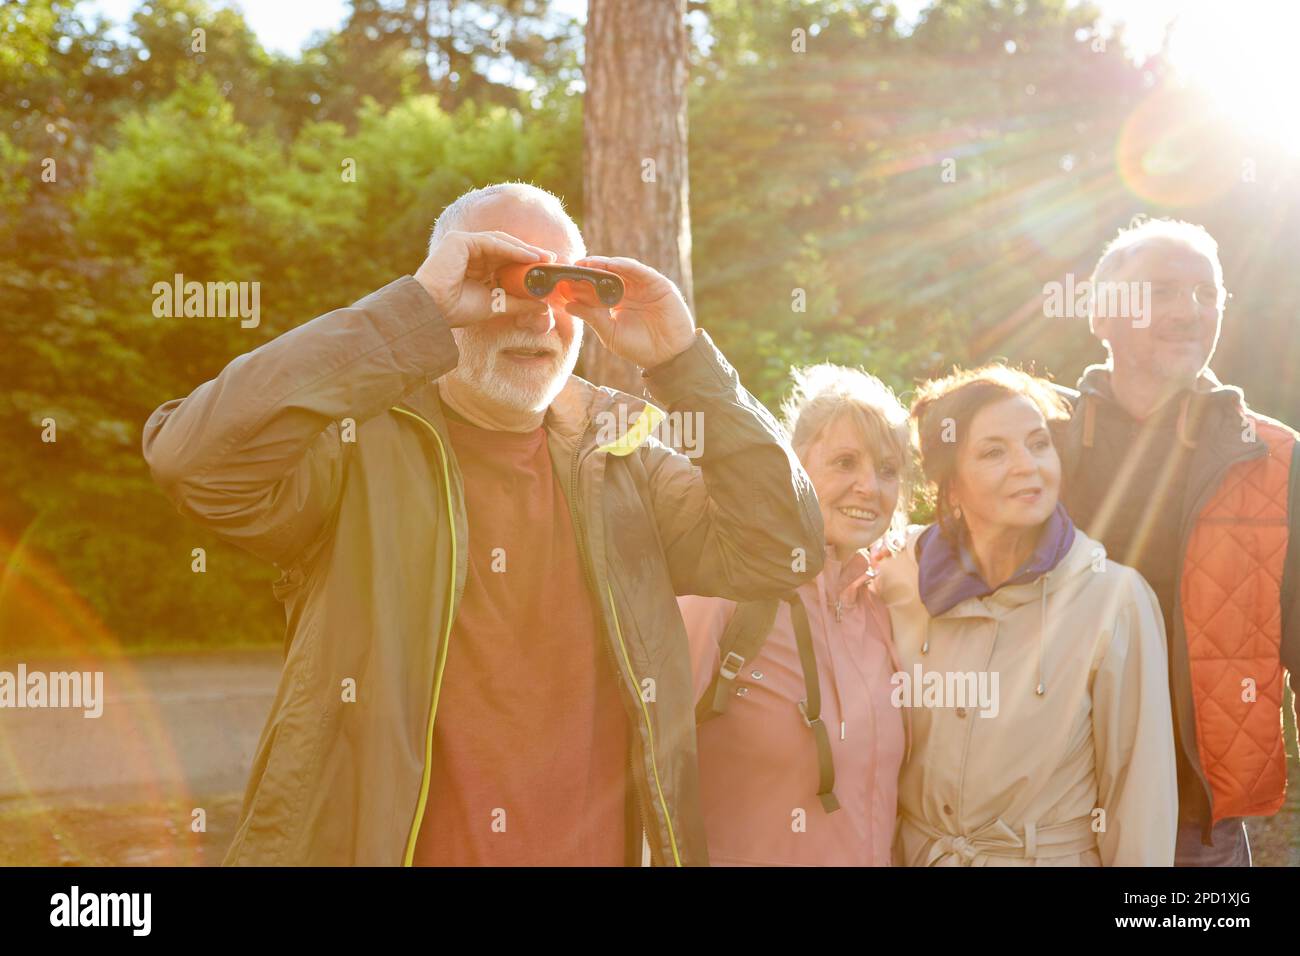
[496,263,625,307]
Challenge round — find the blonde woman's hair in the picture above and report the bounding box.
[780,363,914,547]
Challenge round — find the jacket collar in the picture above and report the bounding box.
[877,523,1103,620]
[811,546,875,610]
[1059,363,1261,483]
[398,374,658,455]
[915,503,1076,617]
[1075,362,1245,414]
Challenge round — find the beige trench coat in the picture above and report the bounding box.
[875,526,1177,866]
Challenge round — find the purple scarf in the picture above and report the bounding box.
[916,503,1076,617]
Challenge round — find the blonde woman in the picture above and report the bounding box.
[679,364,910,866]
[876,364,1176,866]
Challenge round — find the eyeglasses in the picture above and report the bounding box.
[1147,281,1230,309]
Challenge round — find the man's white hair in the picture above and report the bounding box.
[1090,215,1224,293]
[428,181,586,256]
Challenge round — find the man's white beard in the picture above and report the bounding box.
[447,321,583,413]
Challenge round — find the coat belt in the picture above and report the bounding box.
[902,812,1098,866]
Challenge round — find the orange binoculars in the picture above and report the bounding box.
[496,263,624,307]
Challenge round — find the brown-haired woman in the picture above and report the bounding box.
[875,363,1177,866]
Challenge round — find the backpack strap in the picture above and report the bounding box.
[786,593,840,814]
[695,599,780,724]
[694,594,841,815]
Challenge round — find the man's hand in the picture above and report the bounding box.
[414,230,555,328]
[563,256,696,369]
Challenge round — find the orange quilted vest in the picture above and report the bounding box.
[1180,416,1294,821]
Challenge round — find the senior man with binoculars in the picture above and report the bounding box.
[142,181,823,867]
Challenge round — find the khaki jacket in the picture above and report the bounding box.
[142,276,824,866]
[875,527,1177,866]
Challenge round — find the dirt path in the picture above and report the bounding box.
[0,648,279,866]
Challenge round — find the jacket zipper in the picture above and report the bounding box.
[566,423,649,858]
[392,406,460,867]
[568,420,681,867]
[393,404,680,866]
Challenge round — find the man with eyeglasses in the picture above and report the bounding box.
[1056,216,1299,866]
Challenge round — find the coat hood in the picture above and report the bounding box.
[1075,362,1245,408]
[880,518,1104,621]
[915,503,1076,617]
[1071,363,1247,450]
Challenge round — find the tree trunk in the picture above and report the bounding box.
[581,0,693,396]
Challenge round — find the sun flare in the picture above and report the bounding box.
[1166,0,1300,154]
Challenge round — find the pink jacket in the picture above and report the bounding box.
[679,548,906,866]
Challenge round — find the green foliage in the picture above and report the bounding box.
[0,0,59,82]
[4,0,1300,651]
[1,8,582,652]
[687,0,1137,416]
[0,132,32,219]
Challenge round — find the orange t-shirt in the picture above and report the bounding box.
[413,413,630,866]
